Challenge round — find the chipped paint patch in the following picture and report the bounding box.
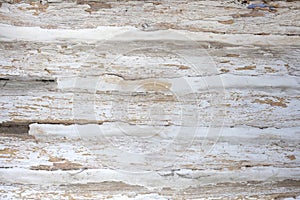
[218,19,234,25]
[226,54,239,57]
[264,66,278,73]
[286,155,296,161]
[162,64,190,70]
[235,65,256,71]
[252,97,288,108]
[0,148,17,158]
[31,160,82,171]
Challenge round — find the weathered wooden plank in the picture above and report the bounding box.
[0,88,299,127]
[0,126,299,198]
[0,39,299,80]
[0,0,299,35]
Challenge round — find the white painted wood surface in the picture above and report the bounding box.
[0,0,299,199]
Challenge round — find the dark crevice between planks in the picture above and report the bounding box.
[0,77,56,83]
[0,77,57,91]
[0,121,30,135]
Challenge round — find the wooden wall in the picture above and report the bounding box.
[0,0,299,199]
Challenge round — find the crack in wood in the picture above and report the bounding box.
[0,122,30,134]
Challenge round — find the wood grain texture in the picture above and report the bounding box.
[0,0,299,199]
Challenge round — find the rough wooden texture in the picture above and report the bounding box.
[0,0,299,199]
